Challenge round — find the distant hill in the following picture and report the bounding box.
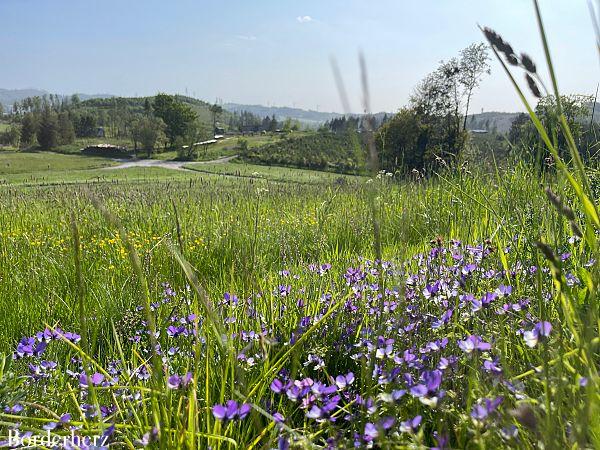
[465,112,521,134]
[0,88,114,110]
[78,95,231,127]
[224,103,393,128]
[224,103,344,127]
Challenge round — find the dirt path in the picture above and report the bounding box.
[106,155,238,171]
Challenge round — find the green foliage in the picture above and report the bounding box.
[0,124,20,147]
[36,109,59,150]
[376,108,424,172]
[509,95,594,166]
[19,114,37,146]
[73,112,98,138]
[57,112,75,145]
[132,116,166,157]
[153,94,198,148]
[241,132,363,173]
[375,43,489,173]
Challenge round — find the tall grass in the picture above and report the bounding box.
[0,1,598,448]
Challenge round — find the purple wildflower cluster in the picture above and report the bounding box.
[5,238,588,448]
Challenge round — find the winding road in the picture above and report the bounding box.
[106,154,238,171]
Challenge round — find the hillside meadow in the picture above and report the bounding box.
[0,157,597,448]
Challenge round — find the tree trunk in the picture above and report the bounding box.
[463,91,472,132]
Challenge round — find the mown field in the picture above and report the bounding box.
[0,149,598,448]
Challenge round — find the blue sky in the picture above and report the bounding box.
[0,0,598,113]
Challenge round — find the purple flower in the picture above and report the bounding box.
[410,370,442,398]
[399,415,422,433]
[212,400,251,422]
[167,372,192,389]
[167,374,181,389]
[523,321,552,347]
[4,404,23,414]
[212,404,227,420]
[270,379,285,393]
[364,422,378,441]
[458,335,491,353]
[306,405,322,419]
[483,358,502,375]
[79,372,105,387]
[471,396,503,421]
[496,285,512,297]
[375,336,394,359]
[334,372,355,390]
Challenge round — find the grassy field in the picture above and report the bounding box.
[0,151,115,174]
[0,150,598,448]
[184,160,362,184]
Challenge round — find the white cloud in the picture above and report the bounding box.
[296,15,313,23]
[235,35,257,41]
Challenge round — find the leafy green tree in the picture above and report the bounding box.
[269,115,278,132]
[177,121,210,160]
[508,113,530,145]
[36,109,59,150]
[410,61,467,167]
[514,95,593,165]
[209,103,223,131]
[376,108,425,171]
[144,98,152,116]
[132,117,166,158]
[261,116,272,132]
[57,112,75,145]
[75,113,97,138]
[459,43,491,131]
[153,94,197,148]
[0,103,4,116]
[0,124,20,147]
[20,114,37,147]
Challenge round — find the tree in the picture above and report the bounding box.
[132,117,166,158]
[410,61,467,166]
[177,121,211,161]
[0,103,4,116]
[376,108,425,171]
[143,98,152,116]
[0,124,20,147]
[153,94,197,148]
[282,118,292,132]
[458,43,491,131]
[36,109,59,150]
[269,115,278,132]
[261,116,272,132]
[57,112,75,145]
[20,114,37,146]
[527,95,592,163]
[74,113,97,138]
[209,103,223,132]
[508,113,530,144]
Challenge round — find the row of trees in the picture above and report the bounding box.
[323,115,391,134]
[16,108,77,150]
[3,93,292,158]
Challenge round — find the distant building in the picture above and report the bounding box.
[470,129,488,134]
